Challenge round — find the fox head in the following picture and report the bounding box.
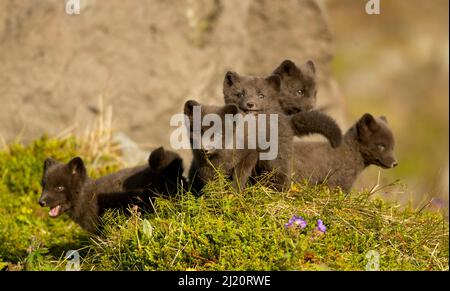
[148,146,184,178]
[272,59,317,114]
[184,99,239,156]
[356,113,398,169]
[223,72,282,113]
[39,157,88,218]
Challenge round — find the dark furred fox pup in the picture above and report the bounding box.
[272,59,317,114]
[272,59,342,147]
[223,73,294,191]
[292,114,398,192]
[184,100,259,193]
[39,147,185,233]
[223,71,342,190]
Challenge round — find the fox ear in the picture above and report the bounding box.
[223,104,239,115]
[67,157,86,177]
[379,115,388,123]
[224,71,240,87]
[305,60,316,74]
[265,74,281,92]
[43,157,58,172]
[149,147,166,169]
[273,59,299,78]
[357,113,379,137]
[184,100,200,118]
[149,147,183,173]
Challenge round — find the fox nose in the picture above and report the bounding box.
[246,102,255,109]
[39,199,46,207]
[392,161,398,168]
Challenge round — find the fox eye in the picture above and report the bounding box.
[236,91,245,98]
[258,93,265,99]
[55,186,65,192]
[377,145,385,152]
[297,89,305,96]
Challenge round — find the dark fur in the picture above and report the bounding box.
[185,100,259,193]
[290,110,342,148]
[39,147,185,233]
[223,71,342,190]
[273,59,342,147]
[272,59,317,114]
[223,72,293,191]
[292,114,398,192]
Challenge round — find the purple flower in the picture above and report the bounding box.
[284,215,307,229]
[316,219,326,233]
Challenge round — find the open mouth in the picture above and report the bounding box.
[49,205,62,217]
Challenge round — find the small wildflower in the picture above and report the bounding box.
[316,219,326,233]
[284,215,307,229]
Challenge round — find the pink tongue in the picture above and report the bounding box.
[49,205,61,217]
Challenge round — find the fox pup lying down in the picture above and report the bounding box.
[292,113,398,192]
[39,147,185,233]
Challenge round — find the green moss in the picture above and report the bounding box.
[0,137,116,270]
[0,137,448,270]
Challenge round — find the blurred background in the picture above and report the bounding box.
[327,0,448,208]
[0,0,448,208]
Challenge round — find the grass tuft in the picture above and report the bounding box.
[0,137,448,271]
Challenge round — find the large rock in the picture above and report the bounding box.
[0,0,344,164]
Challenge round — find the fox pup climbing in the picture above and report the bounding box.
[223,71,342,190]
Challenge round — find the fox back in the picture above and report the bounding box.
[292,113,397,192]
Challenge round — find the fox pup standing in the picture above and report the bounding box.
[39,147,185,233]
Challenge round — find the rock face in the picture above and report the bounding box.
[0,0,344,162]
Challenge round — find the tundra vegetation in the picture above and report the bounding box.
[0,135,447,271]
